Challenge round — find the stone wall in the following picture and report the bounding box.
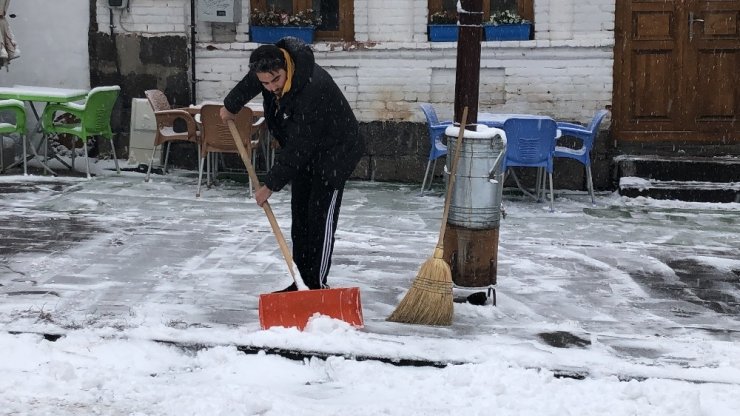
[91,0,617,188]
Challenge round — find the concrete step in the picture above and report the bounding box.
[615,155,740,202]
[619,177,740,203]
[615,155,740,182]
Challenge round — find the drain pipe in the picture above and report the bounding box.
[189,0,196,104]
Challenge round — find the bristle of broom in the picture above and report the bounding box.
[387,254,453,326]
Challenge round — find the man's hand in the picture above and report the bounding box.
[220,106,237,123]
[254,185,273,207]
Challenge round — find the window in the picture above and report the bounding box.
[428,0,534,23]
[251,0,354,41]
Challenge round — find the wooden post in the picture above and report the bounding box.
[448,1,502,303]
[454,0,483,128]
[443,224,499,288]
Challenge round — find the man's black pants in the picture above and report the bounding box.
[290,174,344,289]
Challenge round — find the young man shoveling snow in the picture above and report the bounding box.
[220,36,364,292]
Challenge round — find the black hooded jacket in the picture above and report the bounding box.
[224,37,364,192]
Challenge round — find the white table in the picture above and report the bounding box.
[0,85,89,175]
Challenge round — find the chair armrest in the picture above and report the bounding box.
[556,125,594,150]
[429,124,449,140]
[154,109,196,120]
[182,107,201,116]
[556,121,588,131]
[0,99,25,113]
[432,121,454,128]
[153,109,198,136]
[557,124,591,139]
[250,117,267,145]
[0,100,27,131]
[41,103,84,130]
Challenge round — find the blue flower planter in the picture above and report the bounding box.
[251,26,315,44]
[428,24,458,42]
[484,23,532,41]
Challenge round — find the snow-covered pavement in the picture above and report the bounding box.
[1,166,739,415]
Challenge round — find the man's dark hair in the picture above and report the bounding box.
[249,44,286,73]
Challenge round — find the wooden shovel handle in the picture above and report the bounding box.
[436,106,468,248]
[227,119,298,282]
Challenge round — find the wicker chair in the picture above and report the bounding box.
[143,89,199,182]
[196,104,264,197]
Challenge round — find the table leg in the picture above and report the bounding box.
[28,101,75,176]
[24,132,57,176]
[20,102,56,175]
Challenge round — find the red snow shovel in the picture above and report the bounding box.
[226,120,364,330]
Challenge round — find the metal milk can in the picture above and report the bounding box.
[442,124,507,291]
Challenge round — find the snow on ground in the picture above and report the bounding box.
[1,158,739,415]
[3,330,739,416]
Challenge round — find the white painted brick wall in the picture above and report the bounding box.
[97,0,615,124]
[98,0,189,35]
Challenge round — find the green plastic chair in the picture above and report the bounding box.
[41,86,121,178]
[0,99,27,174]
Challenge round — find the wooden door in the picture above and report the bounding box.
[613,0,740,143]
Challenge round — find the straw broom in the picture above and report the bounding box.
[387,107,469,326]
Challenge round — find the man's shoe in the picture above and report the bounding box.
[272,283,297,293]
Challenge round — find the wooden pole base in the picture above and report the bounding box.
[443,223,499,288]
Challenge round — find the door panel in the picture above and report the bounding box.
[634,11,673,39]
[689,2,740,135]
[703,11,736,36]
[632,51,677,121]
[631,7,679,124]
[614,0,740,143]
[695,50,736,119]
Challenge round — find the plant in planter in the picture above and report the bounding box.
[484,10,532,41]
[250,8,322,44]
[428,10,458,42]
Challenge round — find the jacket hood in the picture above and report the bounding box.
[276,36,315,93]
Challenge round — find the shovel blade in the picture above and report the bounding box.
[258,287,364,330]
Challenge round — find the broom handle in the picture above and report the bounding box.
[227,119,298,282]
[436,106,468,248]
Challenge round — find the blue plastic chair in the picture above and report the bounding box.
[419,103,453,195]
[554,109,610,205]
[501,116,559,211]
